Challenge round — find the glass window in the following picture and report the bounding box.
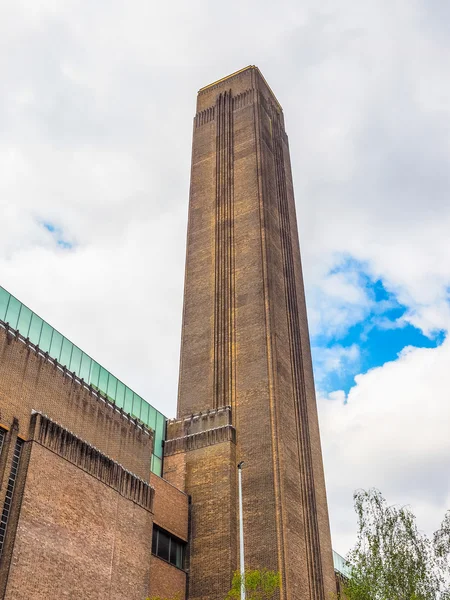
[152,526,185,569]
[69,346,82,373]
[79,353,91,381]
[140,401,150,426]
[175,544,184,569]
[39,322,53,352]
[154,412,165,458]
[151,455,162,476]
[116,381,125,408]
[28,314,43,346]
[5,296,21,329]
[107,375,118,400]
[131,394,142,420]
[0,288,10,321]
[170,539,177,565]
[50,330,63,360]
[124,387,133,414]
[157,530,170,562]
[59,338,73,368]
[98,368,109,395]
[89,361,100,388]
[17,306,32,337]
[148,406,157,431]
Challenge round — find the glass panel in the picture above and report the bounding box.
[59,338,73,368]
[89,361,100,388]
[17,306,32,337]
[140,401,150,426]
[79,353,91,381]
[0,287,169,483]
[98,368,109,395]
[39,322,53,352]
[154,412,165,458]
[0,288,10,321]
[176,544,184,569]
[131,394,142,420]
[152,528,158,554]
[157,531,170,562]
[69,346,82,373]
[49,330,63,359]
[151,455,162,476]
[107,375,118,400]
[170,539,177,565]
[148,406,157,431]
[5,297,21,329]
[124,388,133,414]
[28,314,43,345]
[116,382,125,408]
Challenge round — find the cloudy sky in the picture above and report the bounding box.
[1,0,449,556]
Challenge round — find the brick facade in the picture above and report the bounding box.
[0,324,188,599]
[149,556,186,599]
[0,324,152,480]
[3,417,154,599]
[166,409,237,599]
[173,66,336,599]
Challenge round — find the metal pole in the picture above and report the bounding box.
[238,461,246,600]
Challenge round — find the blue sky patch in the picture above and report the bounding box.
[42,221,73,250]
[312,260,446,395]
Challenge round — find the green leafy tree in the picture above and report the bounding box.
[225,569,281,600]
[343,489,450,600]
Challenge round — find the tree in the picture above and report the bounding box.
[343,489,450,600]
[225,569,281,600]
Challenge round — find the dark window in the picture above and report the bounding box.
[158,530,170,561]
[152,525,185,569]
[170,539,177,565]
[0,438,23,557]
[0,429,5,457]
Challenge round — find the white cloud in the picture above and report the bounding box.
[319,338,450,555]
[308,267,375,337]
[1,0,450,558]
[313,343,360,388]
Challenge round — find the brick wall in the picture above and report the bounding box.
[176,66,336,599]
[0,326,153,480]
[184,440,237,600]
[2,420,154,599]
[150,473,189,542]
[165,409,237,600]
[149,556,186,599]
[0,326,190,599]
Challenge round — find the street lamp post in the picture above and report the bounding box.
[238,461,246,600]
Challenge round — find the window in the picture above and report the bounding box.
[0,428,5,457]
[0,438,24,557]
[151,525,185,569]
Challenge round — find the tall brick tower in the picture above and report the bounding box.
[164,66,336,600]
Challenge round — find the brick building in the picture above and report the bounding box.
[0,67,347,599]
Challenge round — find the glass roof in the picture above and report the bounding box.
[333,549,352,579]
[0,285,165,476]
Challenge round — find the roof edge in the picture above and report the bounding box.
[198,65,283,111]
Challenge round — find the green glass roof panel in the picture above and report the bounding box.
[333,550,351,579]
[0,285,166,476]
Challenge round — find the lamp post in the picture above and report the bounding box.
[238,461,246,600]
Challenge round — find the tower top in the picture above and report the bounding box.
[196,65,283,112]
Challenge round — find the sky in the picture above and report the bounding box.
[1,0,450,557]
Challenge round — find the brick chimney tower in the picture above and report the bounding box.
[165,66,336,600]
